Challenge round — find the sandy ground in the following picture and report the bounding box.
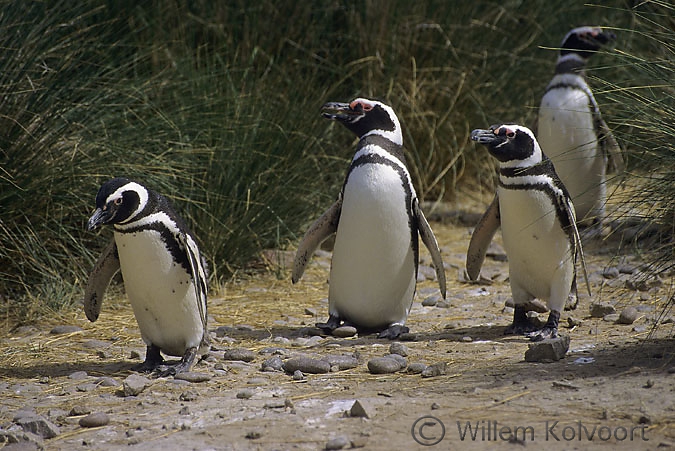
[1,203,674,450]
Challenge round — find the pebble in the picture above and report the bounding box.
[304,307,317,316]
[567,317,583,327]
[68,371,89,380]
[461,336,473,343]
[174,372,211,383]
[383,354,407,369]
[435,300,452,308]
[589,302,616,318]
[49,325,83,335]
[236,389,254,399]
[16,415,60,439]
[601,267,620,279]
[261,356,284,372]
[399,332,417,341]
[407,362,428,374]
[323,354,359,370]
[603,313,620,322]
[122,374,150,397]
[388,342,409,357]
[69,405,91,416]
[179,390,198,402]
[618,306,639,325]
[325,436,350,450]
[78,412,110,428]
[349,400,372,418]
[367,357,403,374]
[421,362,447,378]
[96,377,121,387]
[282,357,331,374]
[332,326,357,338]
[222,348,255,362]
[524,334,570,362]
[81,339,111,349]
[292,370,305,381]
[422,295,440,307]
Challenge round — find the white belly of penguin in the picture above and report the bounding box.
[329,164,416,328]
[114,230,204,357]
[498,187,573,302]
[538,87,604,220]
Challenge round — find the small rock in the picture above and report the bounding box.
[122,374,150,397]
[421,362,447,378]
[431,402,441,410]
[567,317,583,327]
[367,357,403,374]
[618,264,636,274]
[129,350,142,360]
[283,357,331,374]
[68,405,91,416]
[78,412,110,428]
[601,267,620,279]
[325,436,350,450]
[173,372,211,383]
[304,307,317,316]
[222,348,255,362]
[245,430,263,440]
[435,300,452,308]
[422,295,440,307]
[349,400,372,418]
[407,362,428,374]
[261,356,284,372]
[603,313,620,322]
[49,325,82,335]
[292,370,305,381]
[236,389,254,399]
[524,334,570,362]
[618,306,639,325]
[589,302,616,318]
[16,416,60,439]
[461,336,473,343]
[263,399,287,409]
[332,326,357,338]
[68,371,89,380]
[389,342,409,357]
[383,354,407,369]
[179,391,198,402]
[323,354,359,370]
[399,332,417,341]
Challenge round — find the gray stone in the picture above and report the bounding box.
[383,354,407,369]
[236,389,254,399]
[567,317,583,327]
[16,416,60,439]
[261,356,284,372]
[524,334,570,362]
[292,370,305,381]
[173,372,211,383]
[49,325,82,335]
[367,357,403,374]
[332,326,357,338]
[406,362,428,374]
[389,342,409,357]
[68,371,89,380]
[601,267,620,279]
[68,405,91,416]
[122,374,150,397]
[422,295,440,307]
[589,302,616,318]
[222,348,255,362]
[282,357,331,374]
[325,436,350,450]
[349,400,373,418]
[96,377,120,387]
[618,306,639,325]
[421,362,447,378]
[304,307,317,316]
[323,354,359,370]
[78,412,110,428]
[603,313,620,322]
[435,300,452,308]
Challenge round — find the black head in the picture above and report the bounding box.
[470,124,542,165]
[87,177,150,230]
[560,26,616,59]
[321,98,402,145]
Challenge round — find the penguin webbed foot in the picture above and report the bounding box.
[316,314,341,334]
[504,305,540,335]
[152,347,198,377]
[527,310,560,342]
[132,344,164,373]
[377,324,409,340]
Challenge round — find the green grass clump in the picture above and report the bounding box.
[0,1,665,323]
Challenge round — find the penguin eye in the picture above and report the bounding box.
[506,130,516,139]
[114,197,123,206]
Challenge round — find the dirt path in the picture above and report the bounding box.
[1,206,674,450]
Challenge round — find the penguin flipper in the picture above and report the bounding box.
[414,199,447,299]
[180,231,209,338]
[292,196,342,283]
[83,239,120,322]
[598,117,624,173]
[466,194,501,281]
[564,198,592,297]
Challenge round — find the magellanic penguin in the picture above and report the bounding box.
[467,124,591,341]
[292,98,447,339]
[537,26,623,227]
[85,178,209,375]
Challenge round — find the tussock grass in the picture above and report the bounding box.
[0,1,667,323]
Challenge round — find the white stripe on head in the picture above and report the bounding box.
[496,125,544,169]
[352,98,403,146]
[107,182,149,224]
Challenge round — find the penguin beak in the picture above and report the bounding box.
[470,128,502,146]
[321,102,364,122]
[87,208,110,231]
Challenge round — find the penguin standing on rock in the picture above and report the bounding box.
[85,178,209,375]
[537,26,622,228]
[467,124,590,341]
[292,98,447,339]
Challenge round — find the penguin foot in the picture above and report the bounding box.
[377,324,409,340]
[504,305,539,335]
[316,314,341,334]
[132,344,164,373]
[527,310,561,342]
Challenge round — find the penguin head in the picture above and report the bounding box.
[471,124,543,166]
[87,177,149,230]
[321,98,402,145]
[560,26,616,59]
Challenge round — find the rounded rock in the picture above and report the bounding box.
[173,372,211,383]
[389,342,409,357]
[222,348,255,363]
[618,306,639,325]
[282,357,330,374]
[407,362,428,374]
[367,357,402,374]
[332,326,357,338]
[325,436,350,450]
[79,412,110,428]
